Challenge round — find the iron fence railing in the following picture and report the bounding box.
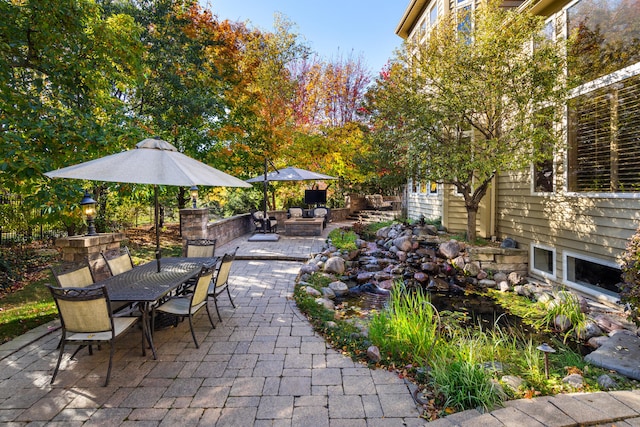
[0,194,67,245]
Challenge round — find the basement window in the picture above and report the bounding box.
[531,244,555,278]
[564,252,621,300]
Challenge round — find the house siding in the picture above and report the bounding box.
[407,190,443,221]
[496,169,640,293]
[398,0,640,302]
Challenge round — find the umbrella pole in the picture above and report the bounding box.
[263,157,268,233]
[154,185,161,272]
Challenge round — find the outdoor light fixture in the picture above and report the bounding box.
[537,343,556,378]
[80,190,97,236]
[190,186,198,208]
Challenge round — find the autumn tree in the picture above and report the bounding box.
[366,0,567,241]
[286,52,373,201]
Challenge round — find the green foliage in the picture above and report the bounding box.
[327,229,358,251]
[430,358,502,412]
[368,285,439,366]
[531,289,587,343]
[619,224,640,325]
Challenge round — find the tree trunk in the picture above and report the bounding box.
[466,206,478,243]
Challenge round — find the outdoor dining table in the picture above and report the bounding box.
[96,257,219,359]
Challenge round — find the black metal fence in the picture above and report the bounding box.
[0,194,67,245]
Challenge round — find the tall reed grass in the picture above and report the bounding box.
[368,285,439,366]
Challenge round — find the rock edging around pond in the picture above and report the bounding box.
[296,221,640,383]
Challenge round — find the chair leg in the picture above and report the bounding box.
[214,296,223,322]
[70,345,87,359]
[105,341,114,387]
[51,339,66,385]
[151,307,156,338]
[188,315,199,348]
[205,301,217,329]
[226,286,236,309]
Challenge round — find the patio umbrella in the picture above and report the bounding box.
[45,137,251,271]
[246,162,337,233]
[245,166,337,183]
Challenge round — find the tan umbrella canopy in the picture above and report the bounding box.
[245,166,337,183]
[45,138,250,270]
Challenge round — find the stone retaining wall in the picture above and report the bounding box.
[468,247,529,276]
[180,210,253,254]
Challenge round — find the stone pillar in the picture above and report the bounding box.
[54,233,126,281]
[180,208,209,241]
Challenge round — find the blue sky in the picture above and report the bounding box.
[203,0,407,74]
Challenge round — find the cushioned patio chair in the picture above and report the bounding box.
[185,238,217,258]
[208,247,238,323]
[151,265,216,349]
[287,207,304,219]
[251,210,278,233]
[48,285,141,386]
[313,206,330,228]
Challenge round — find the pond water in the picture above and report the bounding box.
[340,287,590,355]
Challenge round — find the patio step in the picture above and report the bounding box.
[347,209,400,224]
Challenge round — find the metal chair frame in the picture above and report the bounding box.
[48,285,141,386]
[208,247,238,323]
[151,265,216,349]
[185,239,217,258]
[101,246,135,276]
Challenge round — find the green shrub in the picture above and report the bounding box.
[328,228,358,251]
[620,225,640,325]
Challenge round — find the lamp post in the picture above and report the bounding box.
[80,190,97,236]
[190,186,198,209]
[537,343,556,378]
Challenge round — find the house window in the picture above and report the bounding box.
[410,177,419,193]
[531,244,555,278]
[429,3,438,28]
[564,252,621,299]
[532,107,555,193]
[567,0,640,87]
[534,160,554,193]
[429,181,438,195]
[456,5,473,37]
[418,18,427,40]
[567,74,640,193]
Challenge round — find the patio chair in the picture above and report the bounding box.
[251,210,278,233]
[287,207,304,219]
[101,247,138,315]
[208,247,238,323]
[51,260,95,288]
[48,284,141,387]
[185,238,217,258]
[313,206,330,228]
[151,265,216,349]
[101,246,135,276]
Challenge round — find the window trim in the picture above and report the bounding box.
[562,250,620,303]
[564,66,640,196]
[530,243,556,280]
[561,0,640,196]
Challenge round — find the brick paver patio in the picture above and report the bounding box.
[3,224,640,426]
